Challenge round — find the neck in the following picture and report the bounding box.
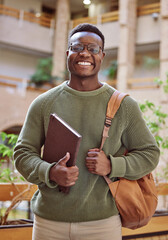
[68,75,102,91]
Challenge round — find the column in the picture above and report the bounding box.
[52,0,70,81]
[117,0,137,91]
[160,0,168,101]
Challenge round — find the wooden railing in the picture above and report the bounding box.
[122,214,168,240]
[137,3,160,16]
[72,2,160,27]
[0,75,159,91]
[72,11,119,27]
[0,3,161,29]
[0,4,54,28]
[0,75,55,93]
[104,78,159,90]
[127,77,159,90]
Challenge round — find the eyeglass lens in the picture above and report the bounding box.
[70,44,100,54]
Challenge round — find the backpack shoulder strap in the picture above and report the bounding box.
[100,90,129,150]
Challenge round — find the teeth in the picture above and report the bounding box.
[78,62,91,66]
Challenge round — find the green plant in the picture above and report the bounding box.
[0,132,31,225]
[143,56,160,69]
[30,57,60,86]
[0,132,24,183]
[104,60,118,80]
[139,75,168,182]
[154,73,168,94]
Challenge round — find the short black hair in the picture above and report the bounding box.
[68,23,105,51]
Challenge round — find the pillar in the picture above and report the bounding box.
[160,0,168,101]
[117,0,137,91]
[52,0,70,80]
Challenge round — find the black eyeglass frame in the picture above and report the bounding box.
[69,43,103,55]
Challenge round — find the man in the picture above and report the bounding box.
[14,23,160,240]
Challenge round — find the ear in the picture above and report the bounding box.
[101,51,105,61]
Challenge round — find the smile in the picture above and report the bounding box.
[77,62,92,66]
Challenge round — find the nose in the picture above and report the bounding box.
[79,46,91,57]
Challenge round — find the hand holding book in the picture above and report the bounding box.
[49,152,79,188]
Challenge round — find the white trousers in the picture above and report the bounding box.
[32,214,122,240]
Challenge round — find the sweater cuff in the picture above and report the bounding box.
[108,155,126,178]
[38,161,58,188]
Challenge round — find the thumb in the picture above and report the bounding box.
[58,152,70,166]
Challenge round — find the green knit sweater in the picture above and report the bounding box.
[14,81,160,222]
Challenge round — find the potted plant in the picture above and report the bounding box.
[30,57,61,87]
[103,60,118,86]
[0,132,37,239]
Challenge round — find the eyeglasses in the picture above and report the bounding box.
[69,43,102,55]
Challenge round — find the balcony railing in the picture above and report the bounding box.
[0,75,159,91]
[127,77,159,89]
[137,3,160,16]
[0,4,54,28]
[71,2,160,27]
[0,3,161,29]
[0,75,54,93]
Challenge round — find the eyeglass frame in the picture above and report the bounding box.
[69,43,103,55]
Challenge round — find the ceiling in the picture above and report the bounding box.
[42,0,118,14]
[41,0,159,13]
[42,0,87,13]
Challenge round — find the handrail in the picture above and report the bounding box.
[105,78,159,90]
[137,3,160,16]
[0,3,161,29]
[0,4,53,28]
[72,2,160,27]
[0,75,159,91]
[0,75,54,93]
[127,77,159,89]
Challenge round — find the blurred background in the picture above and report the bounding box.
[0,0,168,239]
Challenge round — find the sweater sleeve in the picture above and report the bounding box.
[108,96,160,180]
[14,95,57,188]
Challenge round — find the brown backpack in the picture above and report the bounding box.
[100,90,158,230]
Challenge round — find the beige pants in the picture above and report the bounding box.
[32,214,122,240]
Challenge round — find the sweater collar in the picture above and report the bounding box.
[62,81,109,97]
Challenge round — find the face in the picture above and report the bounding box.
[66,31,105,79]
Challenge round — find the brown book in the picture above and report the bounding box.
[43,113,82,193]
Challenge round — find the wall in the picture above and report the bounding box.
[0,16,53,54]
[0,48,40,79]
[100,21,120,49]
[136,15,160,45]
[4,0,42,12]
[134,50,160,78]
[0,86,41,132]
[99,15,160,50]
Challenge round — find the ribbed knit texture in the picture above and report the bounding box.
[14,81,160,222]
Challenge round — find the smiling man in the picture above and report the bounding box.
[66,29,105,90]
[14,24,160,240]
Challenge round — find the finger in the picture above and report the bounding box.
[68,166,79,174]
[87,152,98,157]
[58,152,70,166]
[66,175,79,185]
[86,162,96,170]
[69,172,79,179]
[85,160,96,166]
[68,181,77,186]
[88,148,100,152]
[86,157,97,163]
